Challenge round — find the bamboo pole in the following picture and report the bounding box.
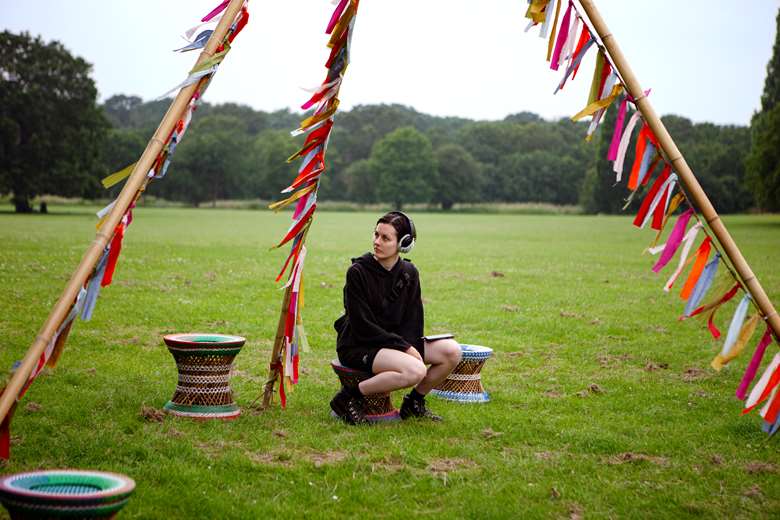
[577,0,780,342]
[0,0,247,427]
[260,285,293,409]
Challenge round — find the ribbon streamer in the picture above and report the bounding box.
[101,162,137,189]
[679,236,712,300]
[743,353,780,415]
[662,223,702,292]
[613,111,642,182]
[81,247,110,321]
[682,253,720,318]
[550,0,572,70]
[736,325,774,400]
[712,312,760,372]
[651,208,695,273]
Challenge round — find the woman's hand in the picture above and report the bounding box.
[405,346,423,362]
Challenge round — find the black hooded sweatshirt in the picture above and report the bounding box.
[334,253,424,358]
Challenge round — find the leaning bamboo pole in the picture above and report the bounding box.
[260,284,293,409]
[578,0,780,342]
[0,0,247,426]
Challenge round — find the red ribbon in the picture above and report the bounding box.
[228,6,249,43]
[632,164,671,227]
[742,363,780,415]
[275,205,316,249]
[101,223,125,287]
[690,283,741,338]
[570,28,591,81]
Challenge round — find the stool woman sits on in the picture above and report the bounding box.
[331,211,462,424]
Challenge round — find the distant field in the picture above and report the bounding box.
[0,207,779,518]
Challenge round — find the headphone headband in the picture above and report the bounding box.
[388,211,416,254]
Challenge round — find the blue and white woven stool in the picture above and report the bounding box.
[431,344,493,403]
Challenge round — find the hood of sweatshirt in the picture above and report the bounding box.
[351,252,403,277]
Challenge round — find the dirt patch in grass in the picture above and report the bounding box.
[490,271,505,278]
[607,452,669,466]
[597,353,632,368]
[139,405,166,423]
[544,390,563,399]
[247,451,293,467]
[309,450,347,468]
[197,439,243,459]
[481,428,503,440]
[682,367,709,382]
[502,304,520,312]
[370,455,407,473]
[24,401,42,412]
[427,457,478,476]
[744,461,778,474]
[535,451,561,461]
[743,484,763,499]
[644,361,669,371]
[576,384,605,397]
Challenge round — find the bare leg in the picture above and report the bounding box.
[415,338,462,395]
[358,348,426,395]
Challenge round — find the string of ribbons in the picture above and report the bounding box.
[266,0,360,407]
[1,0,252,458]
[524,0,780,437]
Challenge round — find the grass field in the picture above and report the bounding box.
[1,207,779,518]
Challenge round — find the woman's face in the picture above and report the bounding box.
[373,223,399,260]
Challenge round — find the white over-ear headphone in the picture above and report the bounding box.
[391,211,416,254]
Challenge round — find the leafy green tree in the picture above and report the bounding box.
[344,159,379,203]
[433,144,483,209]
[499,150,580,204]
[371,127,437,209]
[746,7,780,211]
[154,115,250,206]
[249,130,299,200]
[0,31,108,212]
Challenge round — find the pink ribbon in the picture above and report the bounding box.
[201,0,229,22]
[326,0,350,35]
[549,1,573,71]
[652,208,694,273]
[736,325,773,400]
[607,96,628,161]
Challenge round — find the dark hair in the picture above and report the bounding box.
[376,212,410,242]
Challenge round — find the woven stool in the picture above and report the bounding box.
[163,333,245,419]
[330,360,400,422]
[0,470,135,519]
[431,344,492,403]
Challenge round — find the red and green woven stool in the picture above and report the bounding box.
[163,333,246,420]
[0,470,135,519]
[330,360,400,422]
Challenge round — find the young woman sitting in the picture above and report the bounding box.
[331,211,462,424]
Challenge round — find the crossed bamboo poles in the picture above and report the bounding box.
[1,0,778,443]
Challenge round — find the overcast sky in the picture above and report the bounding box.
[2,1,778,125]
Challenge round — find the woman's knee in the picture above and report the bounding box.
[442,340,462,365]
[402,360,427,386]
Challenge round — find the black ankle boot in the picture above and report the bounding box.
[400,394,442,421]
[330,387,367,425]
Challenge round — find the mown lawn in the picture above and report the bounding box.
[0,207,779,518]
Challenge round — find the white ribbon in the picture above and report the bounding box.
[613,111,642,182]
[662,222,702,292]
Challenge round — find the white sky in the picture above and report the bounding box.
[2,1,778,125]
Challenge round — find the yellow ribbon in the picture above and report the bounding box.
[268,184,317,212]
[525,0,550,23]
[587,51,606,106]
[571,84,624,122]
[711,313,761,371]
[328,3,356,48]
[299,99,340,131]
[101,162,137,189]
[190,40,230,74]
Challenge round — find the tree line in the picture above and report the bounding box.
[2,29,777,214]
